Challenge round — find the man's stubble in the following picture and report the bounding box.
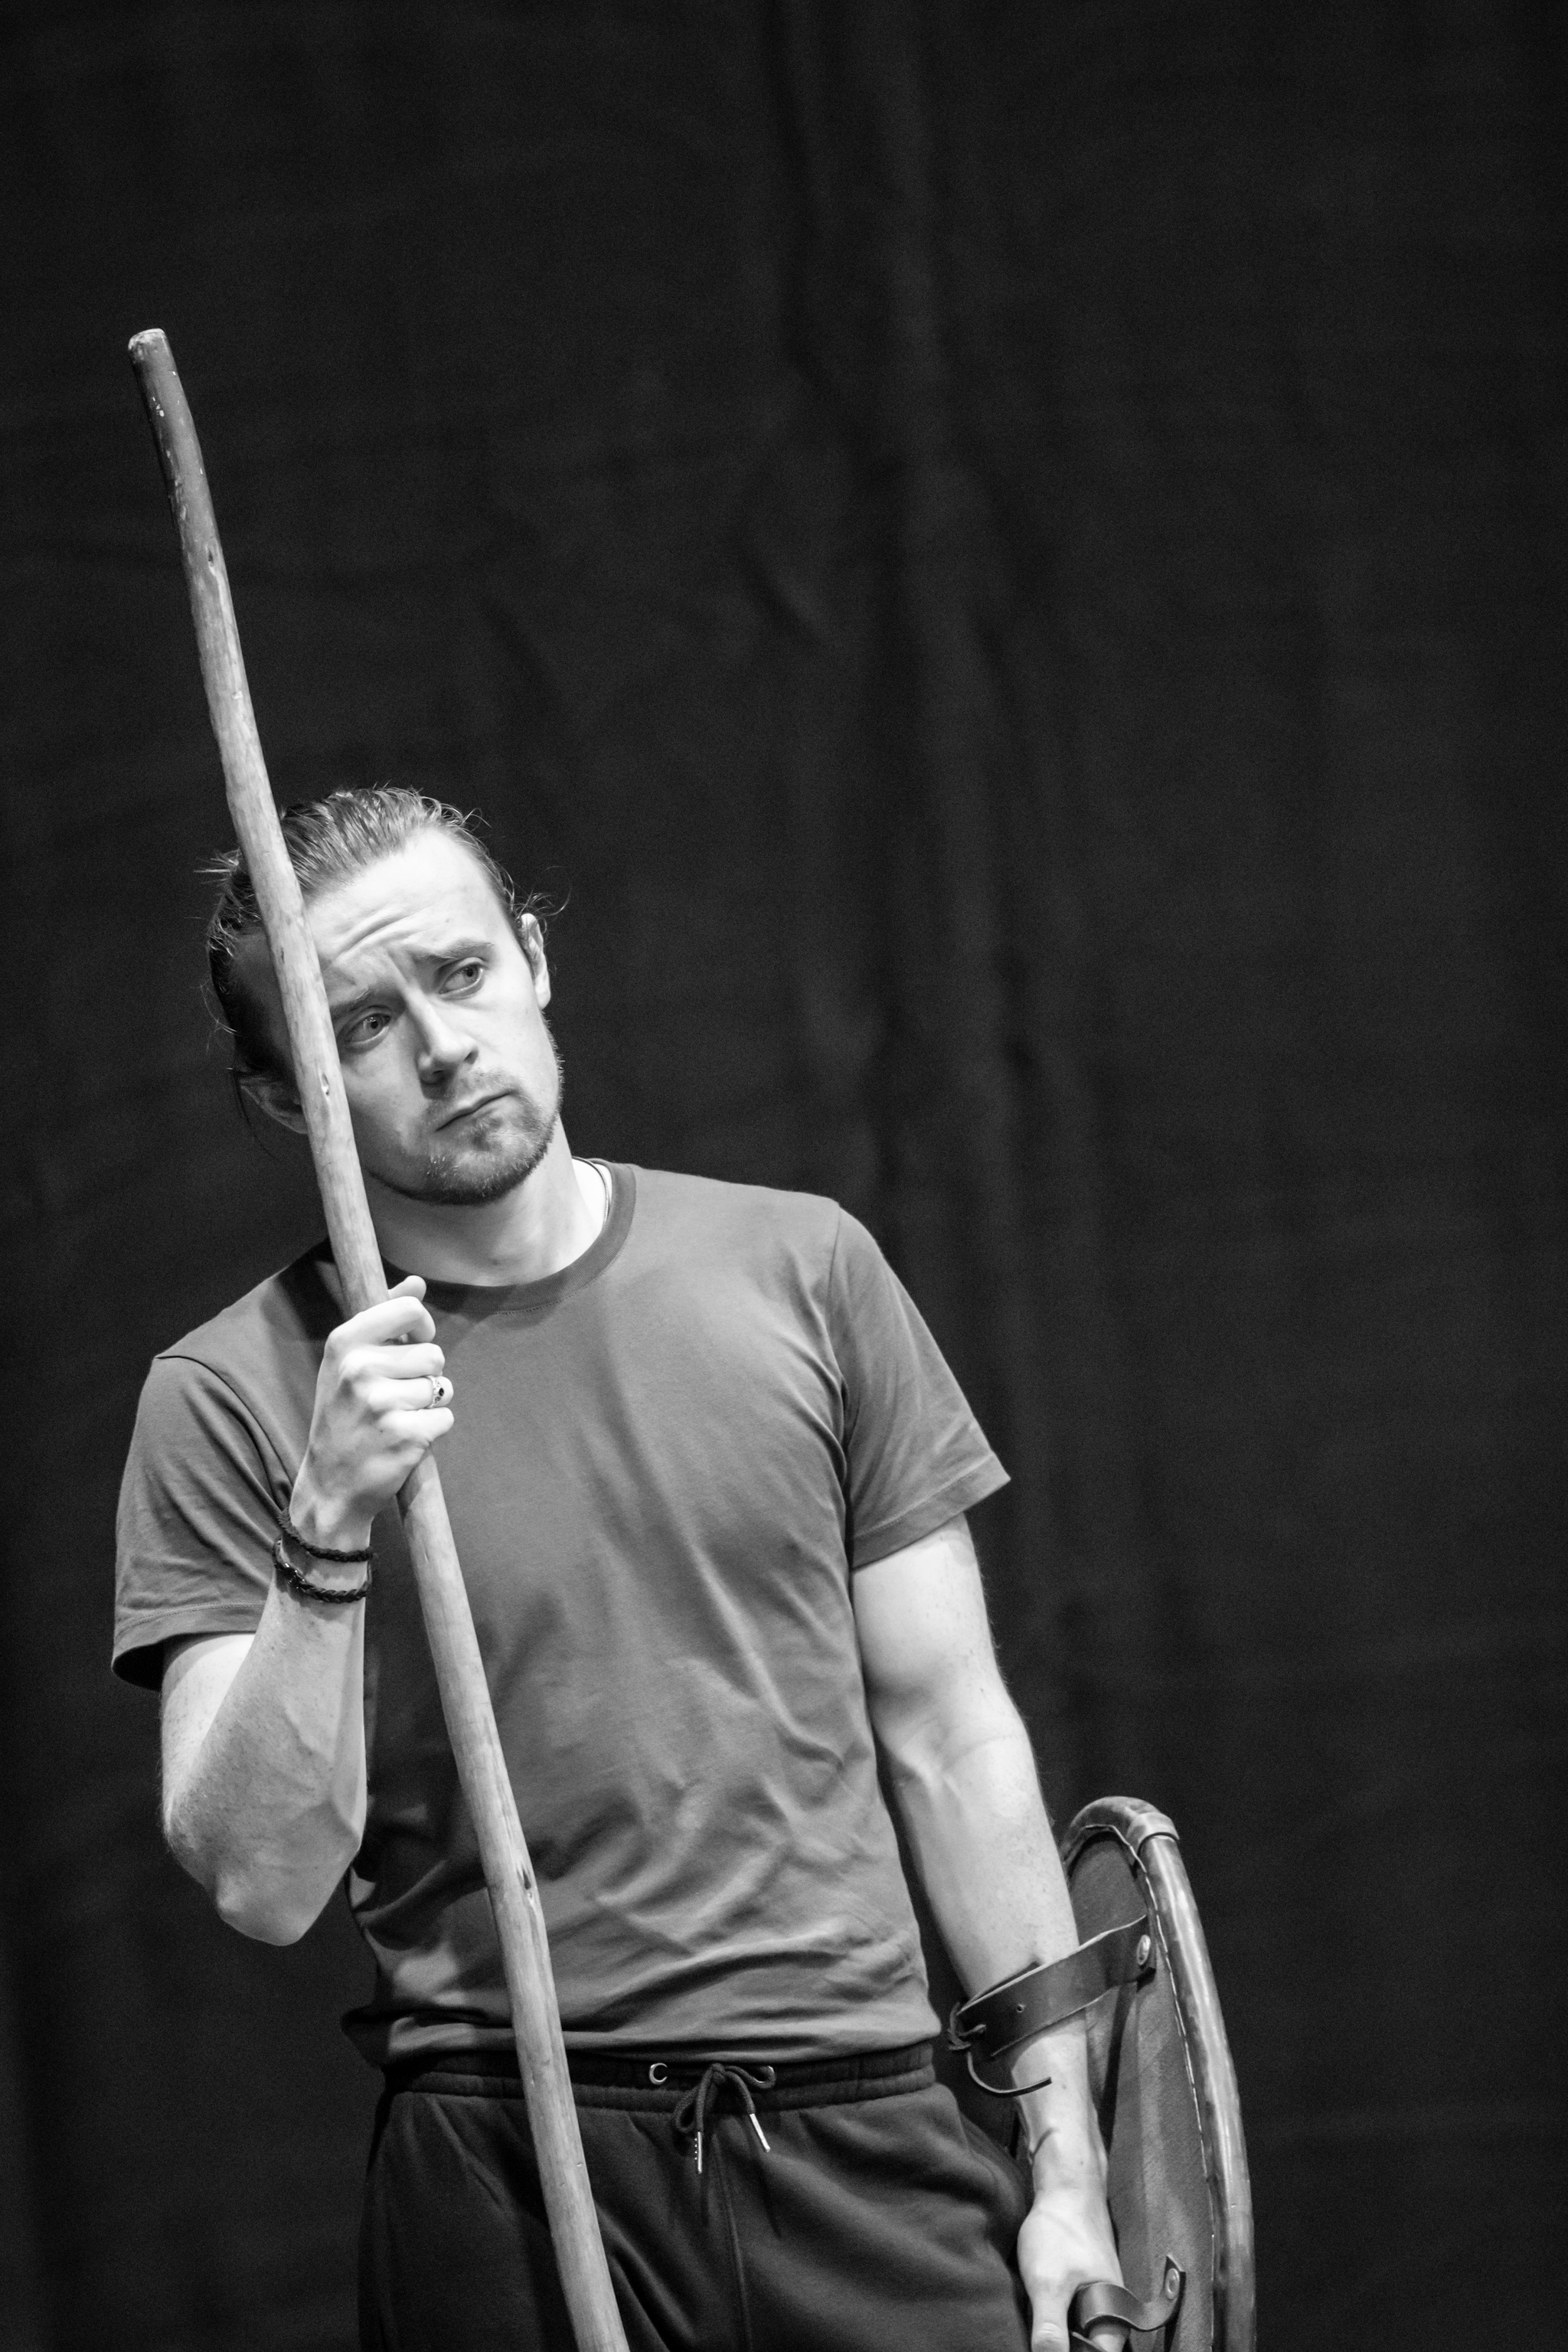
[372,1032,566,1210]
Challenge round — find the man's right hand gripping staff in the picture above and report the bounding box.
[158,1276,452,1946]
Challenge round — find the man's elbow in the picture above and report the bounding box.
[165,1809,348,1946]
[873,1670,1027,1789]
[211,1870,322,1946]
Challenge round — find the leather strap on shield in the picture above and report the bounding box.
[949,1916,1156,2092]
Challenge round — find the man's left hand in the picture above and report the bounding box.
[1015,2177,1123,2352]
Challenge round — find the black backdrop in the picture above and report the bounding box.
[3,3,1565,2346]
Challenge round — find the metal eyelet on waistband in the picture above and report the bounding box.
[647,2061,668,2085]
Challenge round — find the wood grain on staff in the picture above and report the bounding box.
[128,328,629,2352]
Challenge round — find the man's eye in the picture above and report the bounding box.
[446,961,485,991]
[344,1010,390,1047]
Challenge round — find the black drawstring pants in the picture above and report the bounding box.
[358,2042,1032,2352]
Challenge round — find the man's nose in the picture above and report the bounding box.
[413,1004,477,1086]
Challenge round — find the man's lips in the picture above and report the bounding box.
[435,1089,513,1131]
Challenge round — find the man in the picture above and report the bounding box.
[115,786,1119,2351]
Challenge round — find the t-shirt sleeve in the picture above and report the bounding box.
[827,1211,1009,1568]
[113,1352,290,1689]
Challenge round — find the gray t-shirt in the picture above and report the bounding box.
[115,1166,1008,2066]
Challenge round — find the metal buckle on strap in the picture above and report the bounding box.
[946,1916,1155,2094]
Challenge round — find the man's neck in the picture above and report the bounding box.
[365,1124,606,1287]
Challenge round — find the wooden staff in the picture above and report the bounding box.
[129,328,628,2352]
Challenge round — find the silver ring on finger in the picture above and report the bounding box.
[426,1375,454,1410]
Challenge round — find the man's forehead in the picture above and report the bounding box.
[228,832,513,1007]
[309,835,510,966]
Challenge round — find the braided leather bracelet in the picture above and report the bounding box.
[274,1507,371,1563]
[272,1531,372,1606]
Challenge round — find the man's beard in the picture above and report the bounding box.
[374,1045,564,1208]
[399,1106,558,1206]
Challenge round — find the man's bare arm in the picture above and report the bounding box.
[161,1602,367,1942]
[158,1276,449,1943]
[854,1512,1119,2352]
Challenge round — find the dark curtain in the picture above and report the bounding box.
[4,3,1564,2345]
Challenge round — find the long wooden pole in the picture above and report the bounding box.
[129,328,628,2352]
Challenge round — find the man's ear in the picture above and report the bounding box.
[240,1068,308,1135]
[517,913,552,1008]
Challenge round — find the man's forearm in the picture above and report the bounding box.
[159,1283,447,1945]
[162,1580,367,1944]
[883,1700,1106,2183]
[887,1704,1073,1986]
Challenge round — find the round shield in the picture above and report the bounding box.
[1063,1797,1255,2352]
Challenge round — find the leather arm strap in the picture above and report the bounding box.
[948,1914,1155,2080]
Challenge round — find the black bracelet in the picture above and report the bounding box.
[274,1507,372,1563]
[273,1532,372,1606]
